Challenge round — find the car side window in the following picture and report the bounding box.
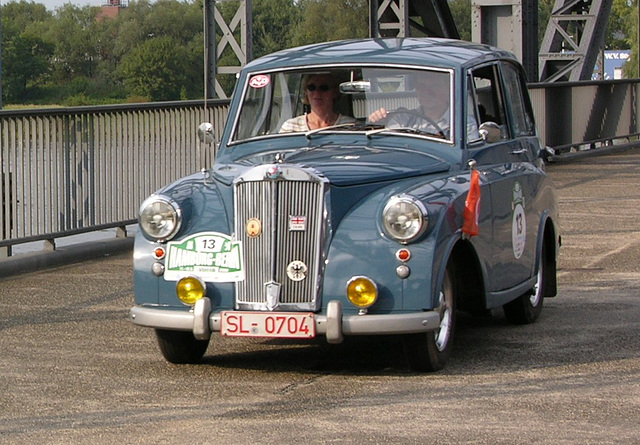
[468,64,509,142]
[500,62,536,137]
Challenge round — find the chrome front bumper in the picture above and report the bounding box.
[130,298,441,344]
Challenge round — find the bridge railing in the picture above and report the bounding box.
[1,80,639,256]
[529,78,640,154]
[0,100,229,257]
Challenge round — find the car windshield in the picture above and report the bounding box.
[230,67,455,144]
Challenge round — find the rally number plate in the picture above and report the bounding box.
[220,311,316,338]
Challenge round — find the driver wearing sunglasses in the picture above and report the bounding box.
[280,73,355,133]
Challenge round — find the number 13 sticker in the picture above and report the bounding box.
[511,182,526,259]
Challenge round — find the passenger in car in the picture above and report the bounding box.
[280,73,356,132]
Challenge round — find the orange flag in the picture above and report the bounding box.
[462,168,480,237]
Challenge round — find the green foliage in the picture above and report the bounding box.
[118,35,190,101]
[1,0,638,106]
[252,0,301,57]
[43,4,102,81]
[623,1,639,78]
[449,0,471,42]
[607,0,633,50]
[291,0,368,46]
[1,1,54,102]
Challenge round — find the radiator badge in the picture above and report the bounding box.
[286,260,308,282]
[289,215,307,232]
[164,232,244,282]
[265,165,282,180]
[246,218,262,238]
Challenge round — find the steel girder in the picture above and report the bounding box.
[538,0,613,82]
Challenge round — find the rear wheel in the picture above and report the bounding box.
[503,242,546,324]
[155,329,209,364]
[404,265,456,372]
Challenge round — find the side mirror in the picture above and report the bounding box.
[198,122,215,144]
[540,145,555,163]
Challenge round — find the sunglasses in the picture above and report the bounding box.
[306,84,331,92]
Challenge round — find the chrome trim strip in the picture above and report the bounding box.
[130,305,194,330]
[340,311,440,335]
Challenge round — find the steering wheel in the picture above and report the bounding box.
[385,108,445,138]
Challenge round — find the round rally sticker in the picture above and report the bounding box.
[512,203,526,259]
[511,181,526,259]
[249,74,270,89]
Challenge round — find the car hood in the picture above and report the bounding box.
[220,144,451,187]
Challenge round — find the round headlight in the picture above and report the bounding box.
[176,276,206,305]
[347,276,378,308]
[382,195,428,243]
[139,195,181,241]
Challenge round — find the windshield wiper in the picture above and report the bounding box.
[304,122,360,139]
[366,126,446,140]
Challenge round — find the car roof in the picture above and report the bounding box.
[243,38,518,72]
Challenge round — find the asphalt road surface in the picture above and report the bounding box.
[1,147,640,444]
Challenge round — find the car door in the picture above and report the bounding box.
[466,62,538,294]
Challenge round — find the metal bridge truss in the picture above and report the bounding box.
[207,0,615,94]
[207,0,459,98]
[205,0,252,99]
[369,0,459,38]
[538,0,613,82]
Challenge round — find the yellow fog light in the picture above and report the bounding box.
[346,276,378,308]
[176,276,206,305]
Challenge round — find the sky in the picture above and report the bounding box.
[2,0,111,11]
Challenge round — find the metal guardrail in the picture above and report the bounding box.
[1,79,639,257]
[528,78,640,156]
[0,100,229,257]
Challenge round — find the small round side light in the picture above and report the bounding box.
[396,248,411,262]
[176,276,206,306]
[346,276,378,308]
[153,246,166,260]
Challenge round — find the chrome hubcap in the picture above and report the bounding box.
[435,289,452,352]
[530,260,543,306]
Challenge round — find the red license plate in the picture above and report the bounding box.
[220,311,316,338]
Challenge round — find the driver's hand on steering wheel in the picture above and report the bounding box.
[369,107,388,123]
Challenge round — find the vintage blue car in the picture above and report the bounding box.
[130,38,560,372]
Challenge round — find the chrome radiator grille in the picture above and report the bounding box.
[234,166,327,311]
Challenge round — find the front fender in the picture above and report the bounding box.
[322,175,474,314]
[133,175,234,307]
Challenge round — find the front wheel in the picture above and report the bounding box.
[403,266,456,372]
[155,329,209,364]
[503,242,546,324]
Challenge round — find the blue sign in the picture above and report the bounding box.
[594,50,631,80]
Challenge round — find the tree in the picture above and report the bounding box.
[252,0,301,57]
[1,1,53,102]
[606,0,633,50]
[622,0,639,78]
[2,34,52,101]
[292,0,369,46]
[449,0,471,42]
[43,4,102,82]
[118,35,190,101]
